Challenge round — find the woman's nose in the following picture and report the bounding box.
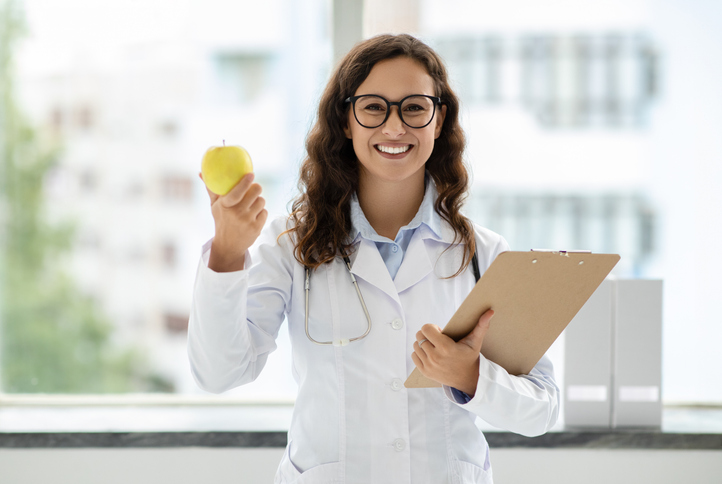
[382,106,406,137]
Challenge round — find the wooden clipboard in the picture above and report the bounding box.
[405,250,620,388]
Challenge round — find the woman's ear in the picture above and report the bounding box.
[434,104,447,139]
[343,121,352,139]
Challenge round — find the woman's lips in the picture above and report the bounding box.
[375,144,413,158]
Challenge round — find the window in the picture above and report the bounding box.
[2,0,721,426]
[76,105,94,130]
[467,192,656,276]
[161,175,194,202]
[433,33,658,128]
[212,54,273,105]
[161,242,177,269]
[1,0,329,406]
[164,313,189,333]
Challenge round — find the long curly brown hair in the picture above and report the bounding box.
[287,33,475,276]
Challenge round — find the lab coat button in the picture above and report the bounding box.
[391,378,403,391]
[391,318,403,330]
[393,438,406,452]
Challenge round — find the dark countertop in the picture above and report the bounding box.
[1,429,721,450]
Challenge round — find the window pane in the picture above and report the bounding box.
[1,0,329,399]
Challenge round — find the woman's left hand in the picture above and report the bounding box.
[411,310,495,397]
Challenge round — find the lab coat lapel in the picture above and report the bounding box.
[394,227,434,294]
[349,238,401,305]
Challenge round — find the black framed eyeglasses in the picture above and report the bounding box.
[344,94,442,129]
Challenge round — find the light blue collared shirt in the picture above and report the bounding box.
[348,179,472,403]
[349,180,442,280]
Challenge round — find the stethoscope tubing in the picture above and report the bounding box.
[304,248,480,347]
[304,252,372,347]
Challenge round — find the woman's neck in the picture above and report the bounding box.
[357,170,426,240]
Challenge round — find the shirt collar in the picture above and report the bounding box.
[349,177,444,244]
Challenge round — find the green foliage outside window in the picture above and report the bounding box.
[0,0,172,393]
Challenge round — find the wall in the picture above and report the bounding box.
[1,447,721,483]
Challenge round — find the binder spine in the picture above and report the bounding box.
[564,279,663,428]
[564,280,613,428]
[612,279,663,428]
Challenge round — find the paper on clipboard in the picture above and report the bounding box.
[405,250,620,388]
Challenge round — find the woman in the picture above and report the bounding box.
[189,34,559,484]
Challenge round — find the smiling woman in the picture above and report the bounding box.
[187,33,560,483]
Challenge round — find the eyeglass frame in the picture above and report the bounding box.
[344,94,443,129]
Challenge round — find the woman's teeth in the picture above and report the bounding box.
[376,145,411,155]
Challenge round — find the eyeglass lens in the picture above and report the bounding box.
[353,95,436,128]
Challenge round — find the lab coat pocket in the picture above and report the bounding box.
[275,441,342,484]
[453,458,493,484]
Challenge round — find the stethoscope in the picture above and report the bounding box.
[304,247,481,347]
[304,249,372,347]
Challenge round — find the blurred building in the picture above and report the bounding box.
[431,33,659,276]
[16,0,330,394]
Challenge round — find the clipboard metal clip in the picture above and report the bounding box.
[531,249,592,257]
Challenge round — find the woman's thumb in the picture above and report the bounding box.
[461,309,494,351]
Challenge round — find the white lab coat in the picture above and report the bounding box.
[188,212,559,484]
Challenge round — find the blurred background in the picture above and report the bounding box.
[0,0,720,410]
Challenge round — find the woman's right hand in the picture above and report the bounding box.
[201,172,268,272]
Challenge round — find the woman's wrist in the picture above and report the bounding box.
[455,358,480,396]
[208,240,246,273]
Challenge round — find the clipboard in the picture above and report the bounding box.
[405,250,620,388]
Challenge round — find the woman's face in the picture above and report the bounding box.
[344,56,446,187]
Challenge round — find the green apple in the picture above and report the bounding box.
[201,142,253,195]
